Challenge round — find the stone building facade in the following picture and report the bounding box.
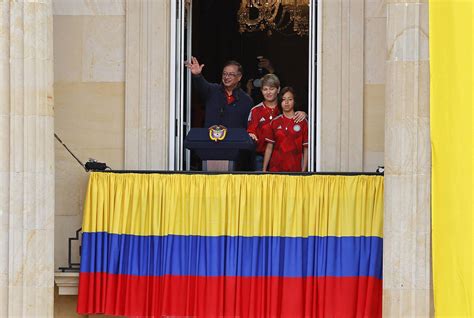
[0,0,431,316]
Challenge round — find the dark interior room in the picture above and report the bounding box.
[190,0,310,128]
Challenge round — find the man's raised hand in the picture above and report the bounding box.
[185,56,205,76]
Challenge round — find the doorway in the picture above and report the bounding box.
[170,0,319,171]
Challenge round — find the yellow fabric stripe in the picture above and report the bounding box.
[430,0,473,316]
[82,173,383,238]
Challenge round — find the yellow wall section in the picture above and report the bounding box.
[430,0,473,316]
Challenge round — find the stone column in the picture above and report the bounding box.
[383,1,432,316]
[320,0,364,172]
[0,0,55,316]
[124,0,170,170]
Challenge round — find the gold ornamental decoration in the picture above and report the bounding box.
[208,125,228,142]
[238,0,310,36]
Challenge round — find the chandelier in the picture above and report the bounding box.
[238,0,310,36]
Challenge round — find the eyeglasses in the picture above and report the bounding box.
[222,72,240,78]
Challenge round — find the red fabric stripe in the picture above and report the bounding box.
[77,273,381,318]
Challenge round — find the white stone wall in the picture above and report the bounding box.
[53,0,126,273]
[53,0,171,315]
[319,0,387,173]
[383,0,432,315]
[364,0,386,172]
[0,0,55,316]
[319,0,365,172]
[124,0,170,170]
[53,1,126,316]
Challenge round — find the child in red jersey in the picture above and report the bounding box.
[247,75,306,170]
[262,87,308,172]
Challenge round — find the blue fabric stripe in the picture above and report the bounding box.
[80,232,383,279]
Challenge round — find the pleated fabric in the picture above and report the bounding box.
[77,173,384,317]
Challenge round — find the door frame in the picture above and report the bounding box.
[169,0,322,171]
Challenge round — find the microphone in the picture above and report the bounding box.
[85,159,108,172]
[54,133,110,172]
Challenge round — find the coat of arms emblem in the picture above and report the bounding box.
[208,125,227,142]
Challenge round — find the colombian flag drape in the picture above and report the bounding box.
[430,1,473,316]
[77,173,383,317]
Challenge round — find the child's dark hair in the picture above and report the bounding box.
[278,86,297,112]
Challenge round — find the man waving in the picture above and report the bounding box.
[185,57,253,128]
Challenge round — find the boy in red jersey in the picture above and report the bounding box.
[247,74,306,170]
[263,87,308,172]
